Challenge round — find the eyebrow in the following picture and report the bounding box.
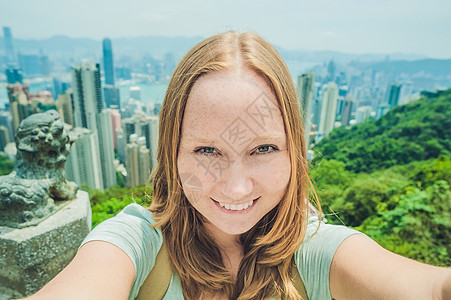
[184,133,286,144]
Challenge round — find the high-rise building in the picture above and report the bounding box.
[111,109,121,149]
[340,97,353,126]
[399,82,414,105]
[356,106,372,123]
[5,68,23,84]
[102,38,115,86]
[148,116,159,170]
[71,63,103,130]
[71,62,118,190]
[319,82,338,138]
[7,83,31,133]
[116,128,125,163]
[104,84,120,108]
[121,113,159,168]
[296,72,315,148]
[102,38,120,110]
[125,134,150,187]
[388,84,401,108]
[0,111,14,142]
[56,89,75,126]
[139,143,151,185]
[96,109,117,188]
[376,104,390,119]
[0,126,10,152]
[65,127,104,190]
[3,27,16,65]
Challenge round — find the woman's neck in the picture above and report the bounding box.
[204,222,244,279]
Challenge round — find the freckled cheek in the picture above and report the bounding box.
[252,158,291,191]
[178,155,218,191]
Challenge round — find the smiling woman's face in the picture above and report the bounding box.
[177,68,291,236]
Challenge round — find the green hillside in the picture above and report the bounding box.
[310,90,451,266]
[314,89,451,173]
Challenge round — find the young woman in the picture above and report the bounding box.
[28,31,450,300]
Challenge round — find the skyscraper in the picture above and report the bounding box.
[71,63,103,130]
[296,72,315,148]
[5,68,23,84]
[388,84,401,108]
[340,97,353,126]
[3,27,16,65]
[56,89,75,126]
[0,126,10,152]
[96,109,117,188]
[65,127,104,190]
[125,134,150,187]
[102,38,115,86]
[7,83,31,133]
[0,111,14,141]
[110,109,122,149]
[102,38,120,109]
[71,62,117,189]
[319,82,338,138]
[356,106,372,123]
[104,85,120,108]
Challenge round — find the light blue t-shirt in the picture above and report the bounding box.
[81,204,360,299]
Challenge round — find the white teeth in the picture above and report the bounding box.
[219,200,254,211]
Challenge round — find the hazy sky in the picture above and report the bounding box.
[1,0,451,58]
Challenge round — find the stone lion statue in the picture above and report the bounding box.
[0,110,78,228]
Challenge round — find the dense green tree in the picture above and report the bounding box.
[314,89,451,173]
[0,154,14,176]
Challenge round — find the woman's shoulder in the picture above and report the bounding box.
[80,203,164,299]
[295,212,362,299]
[82,203,163,251]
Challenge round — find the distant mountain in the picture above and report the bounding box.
[0,35,433,62]
[367,59,451,76]
[0,35,204,58]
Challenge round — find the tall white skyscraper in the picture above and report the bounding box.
[296,72,315,148]
[3,27,16,65]
[356,106,372,123]
[96,109,117,188]
[56,89,74,126]
[148,116,159,170]
[319,82,338,138]
[71,63,103,130]
[65,128,104,190]
[116,128,125,163]
[71,62,117,190]
[122,114,159,170]
[125,134,150,187]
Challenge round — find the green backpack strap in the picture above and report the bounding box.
[291,262,309,300]
[136,240,172,300]
[136,241,308,300]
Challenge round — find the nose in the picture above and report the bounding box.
[220,161,253,201]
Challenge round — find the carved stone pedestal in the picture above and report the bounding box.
[0,191,91,299]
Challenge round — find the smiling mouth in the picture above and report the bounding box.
[211,197,259,211]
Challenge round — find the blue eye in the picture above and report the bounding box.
[194,147,218,156]
[253,145,278,155]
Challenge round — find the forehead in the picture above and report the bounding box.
[182,69,286,141]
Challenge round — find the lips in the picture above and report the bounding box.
[211,197,259,211]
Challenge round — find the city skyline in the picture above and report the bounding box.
[1,0,451,59]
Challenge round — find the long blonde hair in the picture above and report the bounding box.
[149,31,318,299]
